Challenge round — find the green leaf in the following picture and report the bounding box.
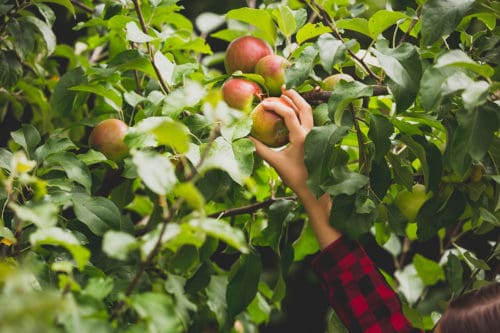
[232,138,255,180]
[373,41,422,113]
[368,114,394,162]
[226,251,262,319]
[328,81,373,124]
[286,45,318,89]
[272,5,296,38]
[464,251,490,271]
[421,0,475,45]
[435,50,494,78]
[368,10,408,39]
[24,16,56,55]
[336,18,370,37]
[0,148,12,172]
[479,207,499,226]
[154,51,175,86]
[445,253,463,293]
[206,275,228,327]
[7,19,35,60]
[253,200,295,253]
[135,117,190,153]
[305,125,350,196]
[173,183,205,210]
[45,152,91,192]
[125,21,155,43]
[248,292,271,325]
[330,194,377,239]
[195,12,225,34]
[82,277,114,301]
[9,201,58,228]
[322,166,369,196]
[72,193,123,236]
[292,221,319,261]
[35,0,75,16]
[187,137,246,186]
[164,274,198,327]
[102,230,138,261]
[188,218,248,253]
[0,51,22,88]
[317,34,346,72]
[69,84,122,111]
[50,67,87,116]
[130,293,183,333]
[34,136,77,162]
[450,102,499,172]
[413,254,445,286]
[132,150,177,195]
[370,158,391,200]
[30,227,90,270]
[108,50,156,78]
[226,8,277,45]
[296,23,331,44]
[10,124,41,158]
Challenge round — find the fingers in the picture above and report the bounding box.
[281,87,314,130]
[248,136,279,166]
[260,99,303,141]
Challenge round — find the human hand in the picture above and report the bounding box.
[249,87,313,198]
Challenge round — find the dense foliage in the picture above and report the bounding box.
[0,0,499,332]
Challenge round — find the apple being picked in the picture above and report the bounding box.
[89,118,129,161]
[255,54,289,96]
[222,78,262,112]
[250,97,291,148]
[224,36,273,74]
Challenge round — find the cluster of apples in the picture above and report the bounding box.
[221,36,291,147]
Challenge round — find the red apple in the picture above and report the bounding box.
[250,97,291,148]
[89,119,129,161]
[224,36,273,74]
[221,78,262,112]
[255,54,289,96]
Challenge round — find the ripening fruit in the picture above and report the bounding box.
[323,73,363,109]
[221,78,262,112]
[322,73,354,90]
[394,183,432,221]
[255,54,289,96]
[89,119,129,161]
[224,36,273,74]
[250,97,291,148]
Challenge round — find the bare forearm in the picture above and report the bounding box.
[296,188,342,249]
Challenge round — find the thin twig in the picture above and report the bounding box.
[350,104,368,175]
[131,0,170,94]
[308,0,381,82]
[70,0,93,14]
[300,85,388,106]
[208,196,297,219]
[110,198,183,319]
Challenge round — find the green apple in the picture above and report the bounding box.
[394,183,432,221]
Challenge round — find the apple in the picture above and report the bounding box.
[221,78,262,112]
[250,97,291,148]
[89,118,129,161]
[255,54,289,96]
[394,183,432,221]
[224,36,273,74]
[322,73,354,90]
[323,73,363,109]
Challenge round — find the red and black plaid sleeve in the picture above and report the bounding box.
[311,235,423,333]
